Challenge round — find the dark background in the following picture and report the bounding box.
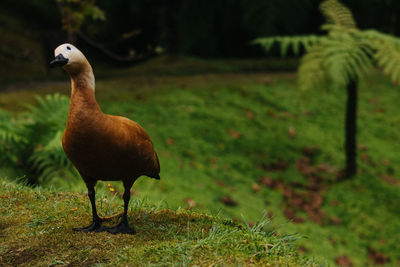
[1,0,400,62]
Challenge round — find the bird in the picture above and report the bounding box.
[50,43,160,234]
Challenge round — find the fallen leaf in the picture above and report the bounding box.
[282,187,294,198]
[283,208,296,219]
[296,157,316,176]
[381,159,390,166]
[336,169,347,181]
[228,129,242,139]
[316,163,336,173]
[358,144,368,151]
[266,211,274,219]
[361,153,373,164]
[259,176,274,188]
[159,151,172,158]
[274,180,286,193]
[215,180,225,187]
[209,157,219,169]
[209,157,219,164]
[165,138,175,145]
[288,126,296,138]
[368,247,390,265]
[302,146,319,157]
[292,217,305,223]
[244,109,254,120]
[220,196,238,207]
[298,246,309,253]
[184,198,197,210]
[260,160,288,172]
[310,193,323,209]
[329,216,342,225]
[267,110,278,118]
[369,98,379,105]
[330,200,339,206]
[280,112,295,119]
[335,255,353,267]
[380,174,400,185]
[135,94,147,102]
[289,197,304,209]
[283,208,304,223]
[306,209,325,225]
[251,183,261,193]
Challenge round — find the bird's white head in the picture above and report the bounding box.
[50,43,88,71]
[50,43,95,89]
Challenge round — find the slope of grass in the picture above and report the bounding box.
[0,180,314,266]
[1,64,400,266]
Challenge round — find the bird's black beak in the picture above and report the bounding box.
[49,54,68,68]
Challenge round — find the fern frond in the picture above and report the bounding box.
[26,93,69,130]
[298,45,328,91]
[28,131,73,184]
[253,35,322,56]
[324,35,373,86]
[320,0,356,29]
[355,29,400,83]
[373,40,400,84]
[361,30,400,46]
[0,109,28,165]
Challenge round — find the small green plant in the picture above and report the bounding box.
[254,0,400,178]
[0,94,78,186]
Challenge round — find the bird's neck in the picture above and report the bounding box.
[70,63,95,92]
[68,63,101,116]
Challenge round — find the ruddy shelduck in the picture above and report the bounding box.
[50,43,160,234]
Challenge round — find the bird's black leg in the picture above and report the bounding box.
[105,188,136,234]
[73,186,104,233]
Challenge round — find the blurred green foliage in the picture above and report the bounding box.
[56,0,105,33]
[0,94,78,187]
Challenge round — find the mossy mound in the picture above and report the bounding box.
[0,181,315,266]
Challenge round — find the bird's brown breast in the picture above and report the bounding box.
[62,103,159,182]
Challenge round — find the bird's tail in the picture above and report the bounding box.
[148,173,160,180]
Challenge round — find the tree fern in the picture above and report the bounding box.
[254,0,400,178]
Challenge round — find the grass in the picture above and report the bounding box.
[0,180,312,266]
[1,59,400,266]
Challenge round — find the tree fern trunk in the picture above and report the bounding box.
[345,78,358,178]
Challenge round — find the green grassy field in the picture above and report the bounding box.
[1,61,400,266]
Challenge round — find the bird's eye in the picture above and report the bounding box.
[67,46,71,50]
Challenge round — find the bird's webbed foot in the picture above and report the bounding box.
[73,220,104,233]
[104,220,136,235]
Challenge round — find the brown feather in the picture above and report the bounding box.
[62,59,160,187]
